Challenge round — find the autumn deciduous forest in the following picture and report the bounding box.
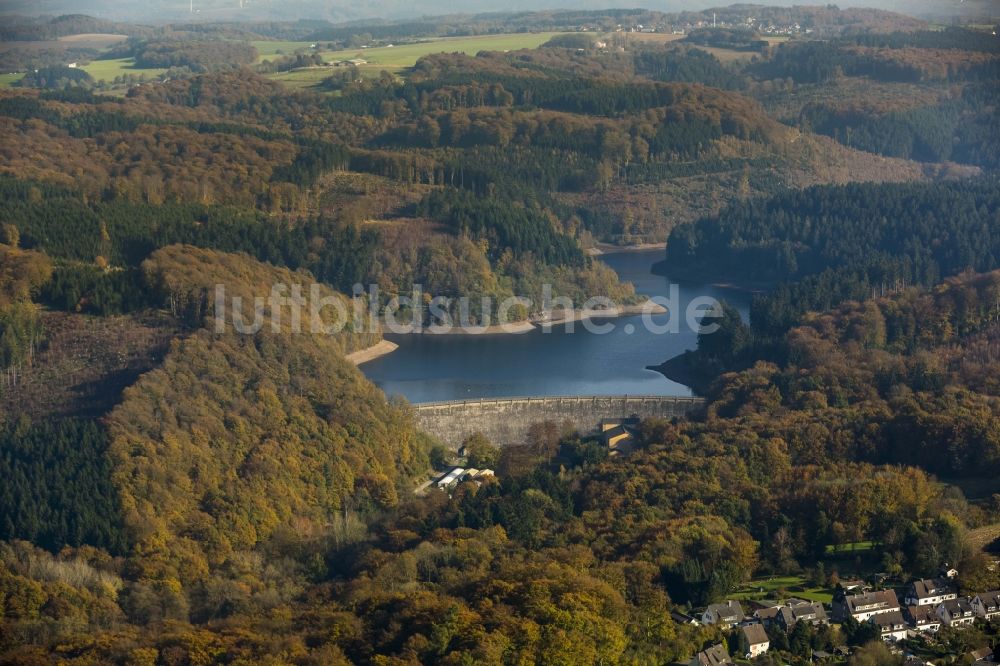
[1,5,1000,664]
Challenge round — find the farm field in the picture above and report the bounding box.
[57,33,128,48]
[628,33,789,62]
[262,32,567,88]
[81,57,166,82]
[0,73,24,88]
[318,32,566,70]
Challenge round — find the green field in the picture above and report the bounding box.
[81,58,166,83]
[824,541,875,555]
[261,32,567,89]
[0,73,24,88]
[732,575,834,604]
[320,32,565,70]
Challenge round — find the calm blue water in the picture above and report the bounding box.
[361,249,751,403]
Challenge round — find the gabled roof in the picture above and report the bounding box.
[706,600,745,621]
[754,606,782,621]
[846,589,899,614]
[940,597,975,615]
[871,610,906,628]
[970,648,993,661]
[603,425,634,439]
[790,600,827,621]
[905,605,939,625]
[741,623,769,646]
[694,643,733,666]
[974,591,1000,610]
[910,578,955,599]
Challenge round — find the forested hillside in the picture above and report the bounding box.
[2,7,1000,664]
[667,178,1000,339]
[5,266,1000,663]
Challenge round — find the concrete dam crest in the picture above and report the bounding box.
[414,395,704,448]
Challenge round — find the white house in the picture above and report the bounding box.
[740,624,770,659]
[971,591,1000,621]
[905,578,957,607]
[936,597,977,627]
[701,600,745,627]
[871,610,908,642]
[837,590,900,622]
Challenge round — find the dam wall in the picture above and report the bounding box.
[414,395,704,448]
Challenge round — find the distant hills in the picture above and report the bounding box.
[1,0,996,24]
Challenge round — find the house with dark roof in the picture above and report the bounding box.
[834,589,900,622]
[689,643,734,666]
[740,624,770,659]
[936,597,977,627]
[776,599,828,630]
[971,591,1000,621]
[870,610,908,642]
[904,604,942,633]
[969,647,993,664]
[904,578,957,607]
[753,605,782,628]
[701,600,745,627]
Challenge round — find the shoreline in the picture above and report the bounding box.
[587,242,666,257]
[375,299,670,337]
[346,339,399,365]
[647,350,713,396]
[537,301,669,327]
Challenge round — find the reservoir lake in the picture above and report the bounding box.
[360,249,751,403]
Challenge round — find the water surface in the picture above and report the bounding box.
[361,249,750,403]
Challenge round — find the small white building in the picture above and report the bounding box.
[701,600,744,627]
[740,624,770,659]
[871,610,908,642]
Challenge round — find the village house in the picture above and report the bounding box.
[740,624,770,659]
[870,610,908,642]
[834,589,900,622]
[752,605,782,628]
[690,643,734,666]
[971,591,1000,621]
[904,578,957,606]
[904,605,942,633]
[776,599,828,630]
[701,600,745,627]
[936,597,977,627]
[969,647,993,665]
